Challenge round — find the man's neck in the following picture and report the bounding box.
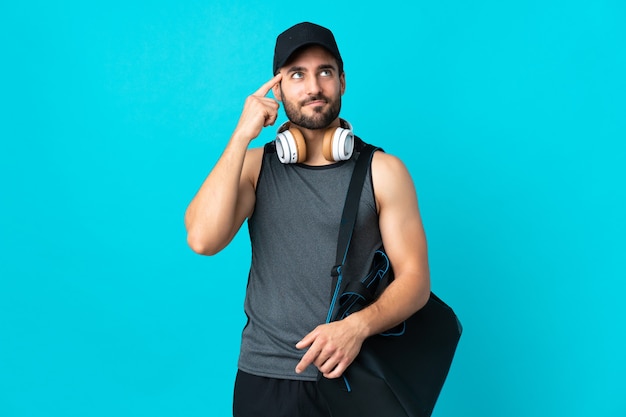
[297,119,342,166]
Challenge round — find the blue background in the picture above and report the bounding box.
[2,1,625,416]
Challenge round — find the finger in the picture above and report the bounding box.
[264,109,279,127]
[253,73,283,97]
[295,344,321,374]
[323,360,349,379]
[319,360,338,376]
[295,331,315,350]
[254,97,279,127]
[314,351,333,369]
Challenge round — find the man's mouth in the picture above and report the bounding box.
[304,98,327,106]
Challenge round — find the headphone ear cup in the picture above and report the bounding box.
[322,127,354,162]
[276,127,307,164]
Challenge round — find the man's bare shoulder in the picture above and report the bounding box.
[370,150,417,208]
[246,146,265,160]
[243,146,266,189]
[371,150,411,181]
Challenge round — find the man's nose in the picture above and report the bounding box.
[305,76,322,95]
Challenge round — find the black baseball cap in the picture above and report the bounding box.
[273,22,343,75]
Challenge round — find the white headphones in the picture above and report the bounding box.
[274,119,354,164]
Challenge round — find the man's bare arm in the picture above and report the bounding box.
[185,74,282,255]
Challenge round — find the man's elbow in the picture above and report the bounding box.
[415,278,431,311]
[186,231,223,256]
[416,290,431,311]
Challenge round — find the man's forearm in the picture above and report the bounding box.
[347,271,431,339]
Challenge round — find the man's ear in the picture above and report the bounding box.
[272,82,283,101]
[340,72,346,96]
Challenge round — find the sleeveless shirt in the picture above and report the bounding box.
[237,141,383,381]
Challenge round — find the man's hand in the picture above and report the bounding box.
[234,73,282,142]
[295,317,367,379]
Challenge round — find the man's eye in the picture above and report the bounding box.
[291,72,303,79]
[320,70,331,76]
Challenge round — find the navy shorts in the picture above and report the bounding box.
[233,370,331,417]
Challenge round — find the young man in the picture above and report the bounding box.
[185,22,431,417]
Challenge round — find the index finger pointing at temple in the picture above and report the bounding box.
[253,73,283,97]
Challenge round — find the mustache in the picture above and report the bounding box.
[301,95,329,105]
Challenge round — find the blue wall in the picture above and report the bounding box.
[2,1,624,416]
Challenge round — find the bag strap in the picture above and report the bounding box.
[332,142,379,275]
[326,140,380,323]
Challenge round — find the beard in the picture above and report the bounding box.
[282,90,341,130]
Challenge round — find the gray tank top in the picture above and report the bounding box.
[238,142,383,381]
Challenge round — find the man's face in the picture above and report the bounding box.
[273,45,345,130]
